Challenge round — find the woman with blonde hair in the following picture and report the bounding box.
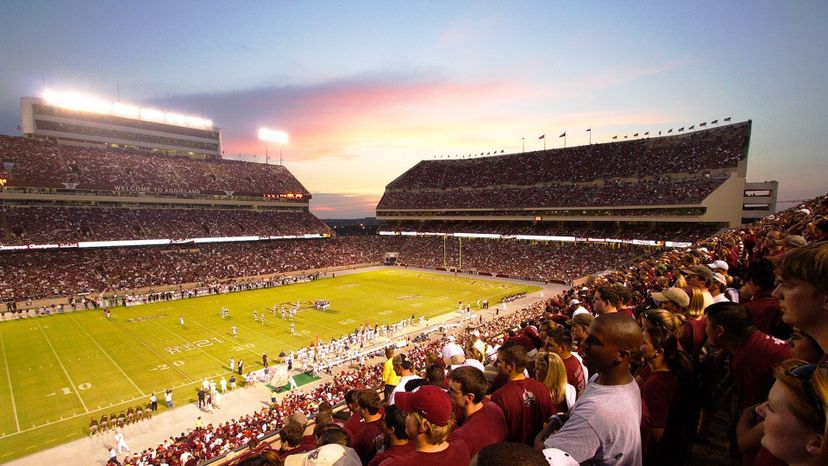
[680,288,707,358]
[537,351,575,413]
[755,360,827,465]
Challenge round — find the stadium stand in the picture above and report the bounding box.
[0,207,329,244]
[0,135,308,195]
[384,122,749,190]
[378,220,723,243]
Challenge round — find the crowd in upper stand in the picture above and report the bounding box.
[0,135,308,194]
[377,177,728,210]
[115,192,828,466]
[0,207,329,245]
[386,122,750,190]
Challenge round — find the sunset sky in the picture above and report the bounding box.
[1,1,826,217]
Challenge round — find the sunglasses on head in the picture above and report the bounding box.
[786,362,828,426]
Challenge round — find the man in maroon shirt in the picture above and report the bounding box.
[545,328,586,393]
[743,259,791,340]
[368,405,415,466]
[490,342,554,445]
[705,302,791,413]
[342,390,364,443]
[773,241,828,360]
[352,389,385,465]
[386,385,470,466]
[592,286,636,319]
[447,366,508,457]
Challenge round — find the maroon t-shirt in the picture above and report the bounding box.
[380,440,470,466]
[744,290,790,340]
[353,417,385,465]
[618,308,636,319]
[640,371,678,430]
[562,354,586,393]
[491,378,554,445]
[368,442,416,466]
[731,331,792,411]
[343,413,365,438]
[679,317,707,357]
[448,399,508,457]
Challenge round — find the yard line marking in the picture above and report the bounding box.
[35,320,88,413]
[199,315,295,353]
[186,319,261,358]
[67,314,144,396]
[0,328,21,432]
[146,319,227,366]
[111,320,193,382]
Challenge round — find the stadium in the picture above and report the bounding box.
[1,88,826,466]
[1,4,828,465]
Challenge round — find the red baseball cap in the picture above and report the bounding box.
[394,385,452,426]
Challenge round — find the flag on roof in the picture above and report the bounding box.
[700,122,707,127]
[613,136,618,140]
[559,132,566,138]
[644,132,649,135]
[633,133,639,137]
[585,128,591,132]
[539,134,545,140]
[711,119,718,124]
[679,127,684,131]
[724,117,732,121]
[668,129,673,133]
[689,125,694,130]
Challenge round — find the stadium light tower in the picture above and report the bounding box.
[258,128,289,165]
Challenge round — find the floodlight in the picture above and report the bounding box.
[165,113,186,126]
[258,128,289,144]
[112,103,140,119]
[140,108,165,123]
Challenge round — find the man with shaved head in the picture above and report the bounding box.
[535,313,644,465]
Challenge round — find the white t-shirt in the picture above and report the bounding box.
[544,375,642,466]
[389,374,422,404]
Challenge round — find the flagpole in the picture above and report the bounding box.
[522,137,525,153]
[543,138,546,150]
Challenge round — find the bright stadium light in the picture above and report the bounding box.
[41,89,214,130]
[258,128,289,144]
[258,128,289,165]
[140,107,166,123]
[111,102,140,119]
[165,112,186,126]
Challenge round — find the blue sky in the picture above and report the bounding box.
[1,1,826,217]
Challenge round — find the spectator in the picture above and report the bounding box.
[366,405,415,466]
[773,241,828,359]
[389,385,470,466]
[446,366,508,457]
[491,343,554,445]
[535,313,644,466]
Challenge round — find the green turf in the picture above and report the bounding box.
[0,268,539,462]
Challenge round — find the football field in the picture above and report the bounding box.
[0,268,540,462]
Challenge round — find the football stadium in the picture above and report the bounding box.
[1,4,828,466]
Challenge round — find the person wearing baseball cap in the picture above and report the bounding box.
[650,288,690,313]
[389,385,470,466]
[680,265,715,308]
[566,313,594,357]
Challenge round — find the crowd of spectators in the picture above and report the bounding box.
[0,207,329,245]
[386,122,750,190]
[377,176,728,210]
[0,135,308,195]
[379,220,722,243]
[0,236,651,303]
